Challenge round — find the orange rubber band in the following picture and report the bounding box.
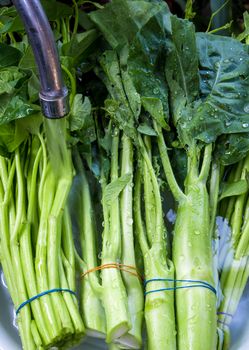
[81,263,143,281]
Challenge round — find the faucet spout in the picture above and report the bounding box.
[12,0,69,118]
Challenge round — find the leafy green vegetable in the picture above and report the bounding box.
[0,43,22,67]
[103,173,131,208]
[219,179,248,200]
[180,33,249,145]
[0,67,25,94]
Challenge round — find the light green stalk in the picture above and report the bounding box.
[156,120,217,350]
[173,146,217,350]
[134,135,176,350]
[143,136,156,246]
[73,150,106,338]
[101,128,131,343]
[117,134,143,349]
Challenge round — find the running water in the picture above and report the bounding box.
[44,118,72,177]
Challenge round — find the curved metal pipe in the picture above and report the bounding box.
[12,0,69,118]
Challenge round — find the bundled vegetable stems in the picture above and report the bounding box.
[73,150,106,339]
[90,1,249,349]
[217,153,249,350]
[134,135,176,350]
[97,126,143,347]
[157,132,217,350]
[72,123,144,348]
[0,120,85,349]
[2,0,249,349]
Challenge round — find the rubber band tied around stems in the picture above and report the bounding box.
[217,311,233,318]
[81,263,143,282]
[16,288,76,315]
[217,311,233,328]
[144,278,217,296]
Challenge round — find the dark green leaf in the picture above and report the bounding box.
[0,94,39,125]
[103,173,132,208]
[96,51,138,141]
[0,43,22,67]
[0,120,27,153]
[61,29,99,66]
[179,34,249,146]
[27,72,40,102]
[19,46,37,73]
[141,97,169,130]
[0,67,25,94]
[219,179,248,200]
[0,14,23,34]
[41,0,73,21]
[70,94,92,132]
[137,123,157,136]
[216,133,249,165]
[165,16,199,125]
[89,0,167,49]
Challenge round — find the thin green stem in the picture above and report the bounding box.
[209,161,220,237]
[134,167,150,254]
[206,0,230,32]
[154,122,186,202]
[58,252,85,336]
[38,133,47,212]
[62,64,77,106]
[199,144,212,182]
[72,0,79,35]
[62,206,76,291]
[61,18,69,44]
[12,149,25,243]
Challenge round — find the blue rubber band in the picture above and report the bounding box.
[217,311,233,318]
[16,288,76,315]
[144,278,216,296]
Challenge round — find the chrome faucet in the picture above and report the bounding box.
[12,0,69,118]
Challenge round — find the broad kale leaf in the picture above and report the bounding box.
[165,16,249,164]
[182,34,249,143]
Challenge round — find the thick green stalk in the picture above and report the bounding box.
[134,168,176,350]
[118,134,143,349]
[101,128,130,343]
[154,127,216,349]
[173,149,216,350]
[74,150,106,337]
[143,136,156,246]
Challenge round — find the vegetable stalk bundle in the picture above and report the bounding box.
[0,119,85,349]
[1,0,249,349]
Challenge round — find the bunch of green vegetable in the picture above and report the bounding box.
[1,1,249,350]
